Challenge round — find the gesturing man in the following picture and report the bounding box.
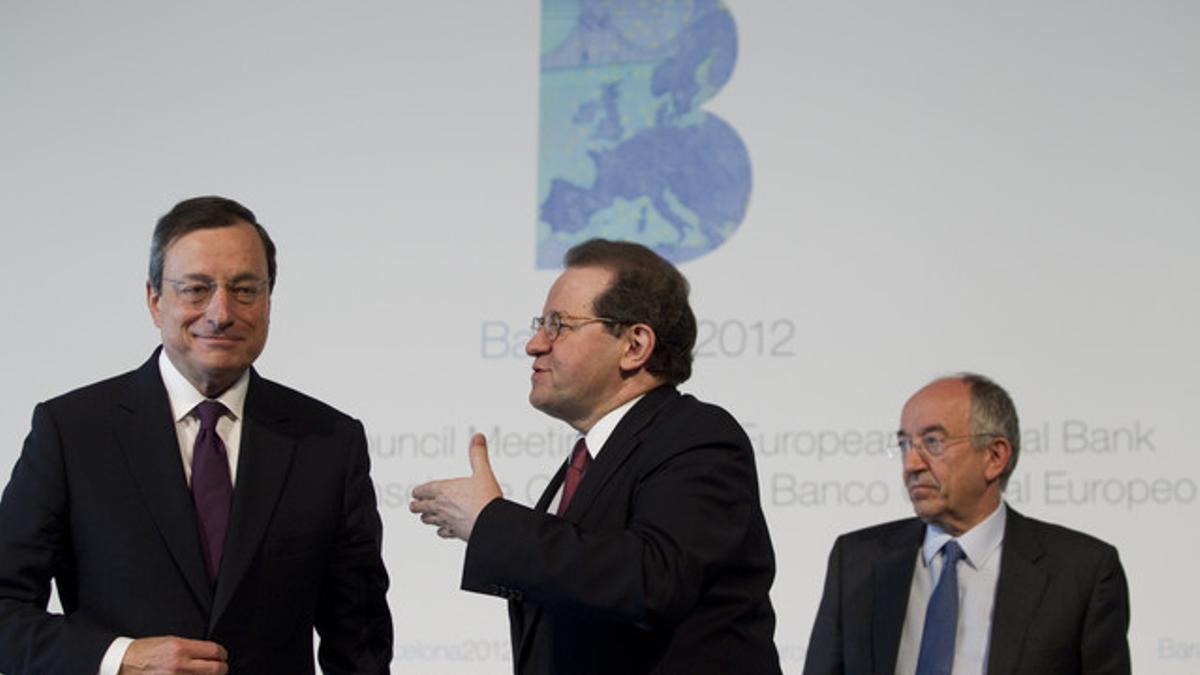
[411,239,781,675]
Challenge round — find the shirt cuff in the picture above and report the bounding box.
[99,636,134,675]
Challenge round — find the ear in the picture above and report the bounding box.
[618,323,657,372]
[983,436,1013,483]
[146,280,164,328]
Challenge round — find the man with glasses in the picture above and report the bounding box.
[803,374,1130,675]
[0,196,392,674]
[410,239,782,674]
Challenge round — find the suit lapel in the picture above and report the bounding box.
[514,388,675,667]
[872,521,923,674]
[559,386,675,520]
[536,462,568,513]
[512,444,574,665]
[987,509,1048,675]
[114,353,213,616]
[209,372,297,628]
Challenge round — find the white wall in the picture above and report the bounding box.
[1,2,1197,672]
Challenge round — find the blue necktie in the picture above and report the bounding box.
[916,539,966,675]
[192,400,232,583]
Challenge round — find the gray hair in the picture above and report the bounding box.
[956,372,1021,489]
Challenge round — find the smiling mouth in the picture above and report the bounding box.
[195,334,242,344]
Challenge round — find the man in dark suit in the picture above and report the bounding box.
[0,196,392,674]
[803,374,1130,675]
[410,239,781,674]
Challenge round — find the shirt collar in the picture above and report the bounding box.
[579,393,646,459]
[922,500,1007,569]
[157,349,250,423]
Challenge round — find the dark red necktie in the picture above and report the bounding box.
[556,438,591,516]
[192,400,232,583]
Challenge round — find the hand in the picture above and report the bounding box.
[410,433,502,541]
[119,636,228,674]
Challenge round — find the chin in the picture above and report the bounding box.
[202,354,247,369]
[529,398,554,417]
[911,502,943,522]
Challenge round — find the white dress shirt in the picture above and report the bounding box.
[894,501,1007,675]
[546,394,644,514]
[98,352,249,675]
[159,350,248,486]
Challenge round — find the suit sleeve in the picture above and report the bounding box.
[1079,545,1131,675]
[461,427,765,628]
[802,538,846,675]
[313,419,393,674]
[0,403,115,674]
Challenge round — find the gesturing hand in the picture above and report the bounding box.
[410,433,502,541]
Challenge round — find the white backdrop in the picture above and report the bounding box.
[2,2,1198,673]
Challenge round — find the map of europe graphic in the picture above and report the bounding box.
[538,0,750,267]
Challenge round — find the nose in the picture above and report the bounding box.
[525,325,551,356]
[901,443,929,475]
[204,286,235,327]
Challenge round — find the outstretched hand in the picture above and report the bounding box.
[410,433,502,541]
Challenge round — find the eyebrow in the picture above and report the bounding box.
[172,272,264,283]
[228,272,265,283]
[172,273,213,282]
[897,424,948,437]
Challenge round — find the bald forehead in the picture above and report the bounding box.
[912,378,970,403]
[563,264,614,287]
[901,378,972,432]
[548,265,614,309]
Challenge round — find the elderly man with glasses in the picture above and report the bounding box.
[411,239,782,675]
[803,374,1131,675]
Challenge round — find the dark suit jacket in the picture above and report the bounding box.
[461,385,781,675]
[0,351,392,674]
[802,507,1131,675]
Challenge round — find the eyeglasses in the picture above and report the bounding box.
[530,312,621,341]
[163,277,270,308]
[889,432,1003,459]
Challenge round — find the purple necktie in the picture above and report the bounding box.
[556,438,591,516]
[192,400,232,583]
